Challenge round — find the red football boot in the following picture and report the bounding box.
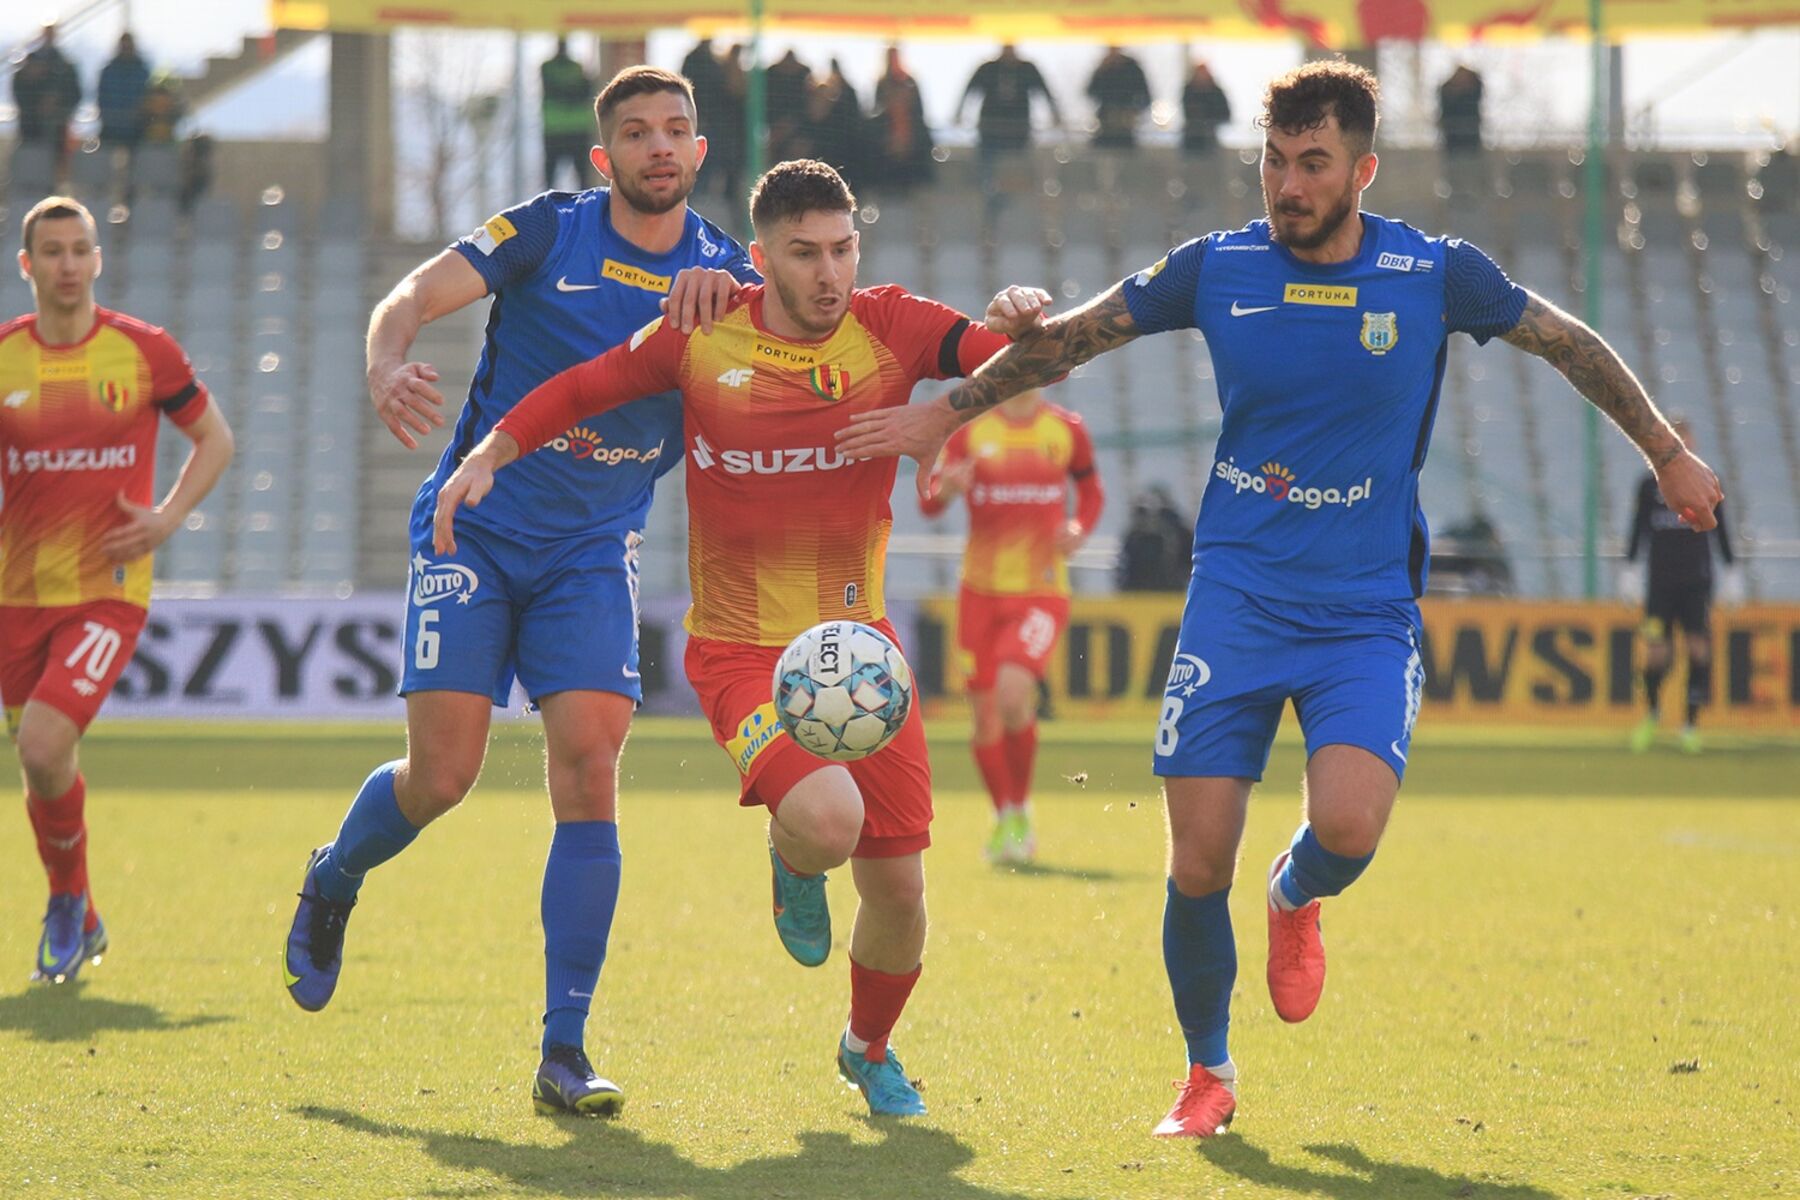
[1266,851,1326,1023]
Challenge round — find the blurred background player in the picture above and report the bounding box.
[280,67,752,1117]
[2,195,234,983]
[434,159,1031,1118]
[840,60,1722,1139]
[919,387,1102,864]
[1624,417,1737,754]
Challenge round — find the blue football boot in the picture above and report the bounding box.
[284,846,355,1012]
[836,1034,928,1117]
[31,892,89,983]
[769,839,831,967]
[532,1044,625,1117]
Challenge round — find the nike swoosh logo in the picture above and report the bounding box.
[1391,740,1409,763]
[1230,302,1277,317]
[284,964,302,988]
[556,277,601,292]
[40,941,59,972]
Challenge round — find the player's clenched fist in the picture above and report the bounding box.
[1655,448,1724,532]
[985,285,1053,337]
[432,432,521,554]
[370,360,446,450]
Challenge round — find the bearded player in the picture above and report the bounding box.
[435,160,1033,1117]
[919,388,1101,864]
[2,195,235,983]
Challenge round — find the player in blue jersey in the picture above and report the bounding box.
[282,66,756,1116]
[841,60,1723,1137]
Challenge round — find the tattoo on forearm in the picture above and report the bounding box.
[1501,293,1680,466]
[945,287,1141,416]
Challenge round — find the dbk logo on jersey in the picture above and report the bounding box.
[409,552,479,607]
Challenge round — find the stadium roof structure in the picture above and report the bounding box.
[268,0,1800,46]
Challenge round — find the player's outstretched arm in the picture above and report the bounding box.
[837,284,1139,494]
[98,401,235,565]
[1501,290,1723,530]
[432,431,521,555]
[367,251,489,450]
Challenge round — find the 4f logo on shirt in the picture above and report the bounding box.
[809,364,849,401]
[717,368,756,389]
[1360,312,1399,356]
[2,390,29,408]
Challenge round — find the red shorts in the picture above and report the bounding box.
[684,617,932,859]
[956,588,1070,691]
[1,600,147,737]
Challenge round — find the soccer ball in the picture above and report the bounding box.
[772,621,914,762]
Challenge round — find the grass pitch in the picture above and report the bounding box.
[1,719,1794,1199]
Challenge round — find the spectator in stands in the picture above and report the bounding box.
[180,133,214,212]
[541,38,594,190]
[98,34,152,161]
[1437,64,1484,156]
[810,59,867,193]
[1181,61,1232,154]
[869,44,933,195]
[764,48,815,164]
[1086,45,1151,150]
[1118,486,1192,592]
[959,44,1061,157]
[681,37,743,210]
[11,25,83,171]
[140,71,186,144]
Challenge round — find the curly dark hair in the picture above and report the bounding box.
[594,65,696,141]
[749,159,858,232]
[1258,59,1380,158]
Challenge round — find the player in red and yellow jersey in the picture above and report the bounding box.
[1,196,235,982]
[435,160,1037,1117]
[920,389,1101,864]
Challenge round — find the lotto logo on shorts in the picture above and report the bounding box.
[1164,653,1212,697]
[410,552,479,607]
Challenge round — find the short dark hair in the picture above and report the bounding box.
[1258,60,1380,158]
[595,66,696,142]
[21,195,95,254]
[749,159,857,233]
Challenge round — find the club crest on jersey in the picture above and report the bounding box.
[1360,312,1398,356]
[809,363,849,401]
[100,379,131,412]
[410,552,479,607]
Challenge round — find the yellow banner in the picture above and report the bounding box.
[915,594,1800,730]
[269,0,1800,41]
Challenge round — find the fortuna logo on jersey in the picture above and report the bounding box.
[410,552,479,607]
[1165,653,1212,697]
[5,445,137,476]
[690,435,850,475]
[546,426,665,466]
[1214,456,1373,510]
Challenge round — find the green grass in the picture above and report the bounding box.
[1,721,1795,1199]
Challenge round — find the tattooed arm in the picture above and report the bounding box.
[1501,289,1722,529]
[836,284,1142,487]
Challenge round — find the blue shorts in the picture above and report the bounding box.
[1153,574,1425,783]
[399,507,645,707]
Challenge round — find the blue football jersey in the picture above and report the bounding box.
[425,189,758,540]
[1122,213,1527,602]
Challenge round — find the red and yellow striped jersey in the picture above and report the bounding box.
[498,285,1008,645]
[921,402,1103,597]
[0,308,209,608]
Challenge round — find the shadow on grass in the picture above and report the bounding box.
[0,982,232,1043]
[1200,1138,1560,1200]
[993,862,1143,883]
[302,1106,1081,1200]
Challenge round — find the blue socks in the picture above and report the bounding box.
[541,820,622,1056]
[1277,824,1375,909]
[1163,879,1236,1069]
[315,761,419,904]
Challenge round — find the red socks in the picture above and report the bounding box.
[848,958,921,1062]
[1002,725,1037,805]
[27,775,97,930]
[972,741,1011,813]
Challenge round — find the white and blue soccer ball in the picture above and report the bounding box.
[772,621,914,762]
